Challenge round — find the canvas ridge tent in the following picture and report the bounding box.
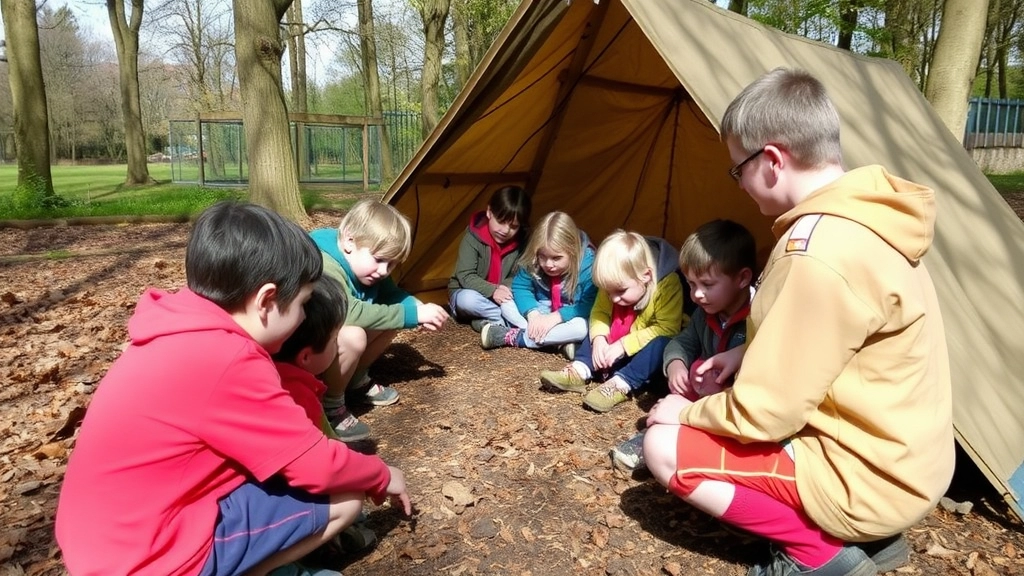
[382,0,1024,519]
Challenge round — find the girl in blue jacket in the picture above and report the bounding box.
[480,211,597,359]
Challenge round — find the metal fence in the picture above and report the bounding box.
[964,97,1024,149]
[168,111,425,187]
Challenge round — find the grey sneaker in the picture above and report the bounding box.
[327,405,371,442]
[338,522,377,552]
[610,432,646,471]
[748,546,877,576]
[350,382,399,406]
[481,323,511,349]
[857,534,909,572]
[469,318,488,333]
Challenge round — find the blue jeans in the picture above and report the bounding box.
[502,299,588,348]
[449,289,505,325]
[574,335,670,391]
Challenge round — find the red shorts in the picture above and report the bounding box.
[670,425,802,509]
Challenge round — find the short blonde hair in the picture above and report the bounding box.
[518,211,583,300]
[721,67,842,169]
[592,230,655,310]
[337,199,412,262]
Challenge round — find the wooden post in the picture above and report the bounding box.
[196,115,205,186]
[362,119,369,192]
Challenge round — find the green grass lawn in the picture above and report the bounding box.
[0,164,366,220]
[986,172,1024,196]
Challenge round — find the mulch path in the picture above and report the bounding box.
[2,198,1024,576]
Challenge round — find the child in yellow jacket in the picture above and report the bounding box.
[540,230,685,413]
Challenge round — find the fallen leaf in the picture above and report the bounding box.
[32,442,66,460]
[520,527,536,542]
[441,481,475,507]
[1005,543,1017,558]
[47,405,87,442]
[663,561,682,576]
[925,542,958,557]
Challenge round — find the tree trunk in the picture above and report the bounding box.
[2,0,56,199]
[232,0,307,223]
[357,0,395,182]
[727,0,747,16]
[287,0,307,113]
[108,0,155,185]
[418,0,450,139]
[925,0,989,141]
[837,1,860,51]
[452,0,471,89]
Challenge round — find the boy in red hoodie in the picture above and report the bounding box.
[55,202,411,576]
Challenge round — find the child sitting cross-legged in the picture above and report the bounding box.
[611,219,756,471]
[480,211,597,358]
[540,230,685,413]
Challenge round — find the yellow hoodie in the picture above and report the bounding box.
[680,165,954,541]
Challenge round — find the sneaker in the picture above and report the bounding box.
[268,563,342,576]
[583,381,629,412]
[481,323,511,349]
[610,432,646,471]
[747,546,877,576]
[560,342,577,360]
[857,534,910,572]
[351,382,399,406]
[539,365,588,393]
[327,405,371,442]
[338,522,377,553]
[469,318,488,333]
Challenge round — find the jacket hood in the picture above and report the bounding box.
[773,165,936,263]
[468,210,489,241]
[646,236,680,281]
[127,288,255,347]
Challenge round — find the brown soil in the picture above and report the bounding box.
[2,199,1024,576]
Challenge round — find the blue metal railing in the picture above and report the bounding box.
[965,97,1024,149]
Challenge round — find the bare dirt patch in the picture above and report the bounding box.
[2,202,1023,576]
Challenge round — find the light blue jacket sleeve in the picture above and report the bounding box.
[511,267,541,317]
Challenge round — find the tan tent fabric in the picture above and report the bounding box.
[383,0,1024,519]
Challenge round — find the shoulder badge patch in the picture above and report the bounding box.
[785,214,822,253]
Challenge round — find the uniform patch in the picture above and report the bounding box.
[785,214,822,253]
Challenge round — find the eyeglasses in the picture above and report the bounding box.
[728,148,765,182]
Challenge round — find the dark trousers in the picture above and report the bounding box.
[574,335,670,391]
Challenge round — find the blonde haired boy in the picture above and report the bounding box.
[644,68,953,576]
[310,199,448,441]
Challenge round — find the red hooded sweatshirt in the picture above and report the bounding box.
[56,288,390,576]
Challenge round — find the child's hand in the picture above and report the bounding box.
[594,339,625,370]
[417,303,449,331]
[385,466,413,516]
[591,336,610,369]
[492,285,513,304]
[666,360,692,397]
[698,345,745,385]
[526,312,561,343]
[646,394,693,427]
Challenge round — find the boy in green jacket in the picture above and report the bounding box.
[310,200,449,441]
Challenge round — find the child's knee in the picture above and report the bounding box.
[338,325,369,355]
[643,425,678,485]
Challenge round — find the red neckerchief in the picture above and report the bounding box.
[607,304,638,344]
[706,301,751,353]
[549,276,563,311]
[469,211,519,284]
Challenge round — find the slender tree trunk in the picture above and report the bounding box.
[233,0,307,223]
[452,0,471,88]
[2,0,56,198]
[837,1,859,51]
[925,0,990,141]
[357,0,394,181]
[108,0,154,185]
[727,0,747,16]
[418,0,450,138]
[286,0,307,113]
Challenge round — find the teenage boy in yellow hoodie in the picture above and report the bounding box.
[643,68,954,576]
